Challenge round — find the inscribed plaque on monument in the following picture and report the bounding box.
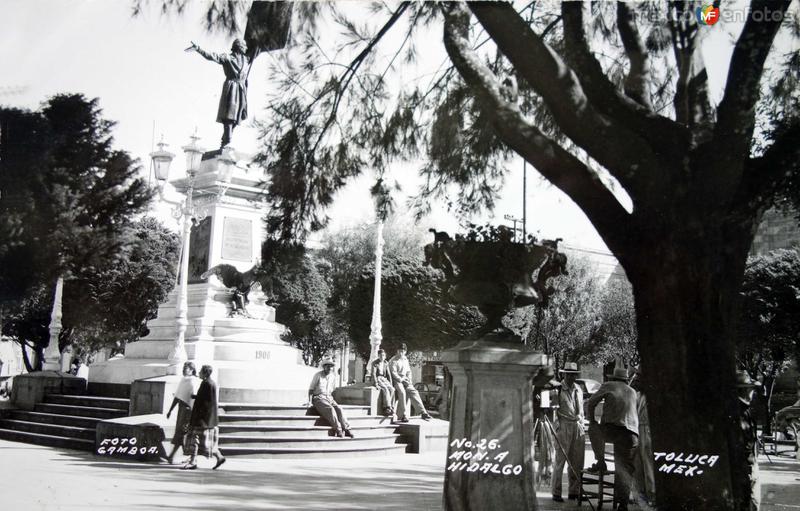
[221,217,252,261]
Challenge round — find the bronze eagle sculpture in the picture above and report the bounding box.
[200,263,260,317]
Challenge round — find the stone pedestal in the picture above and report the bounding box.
[95,414,170,461]
[129,376,181,416]
[441,340,548,511]
[89,151,318,403]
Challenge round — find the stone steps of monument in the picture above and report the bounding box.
[0,427,94,451]
[219,414,392,428]
[34,403,128,420]
[219,423,400,438]
[218,433,404,449]
[5,411,102,429]
[44,394,130,411]
[218,443,409,459]
[0,419,95,441]
[219,403,371,417]
[0,392,131,452]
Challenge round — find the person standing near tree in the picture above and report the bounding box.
[189,39,251,149]
[630,369,655,506]
[551,362,585,503]
[736,370,761,511]
[587,367,639,511]
[388,343,432,422]
[184,365,226,470]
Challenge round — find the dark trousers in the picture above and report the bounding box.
[589,423,639,509]
[221,122,234,147]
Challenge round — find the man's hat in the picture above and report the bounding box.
[320,357,335,367]
[606,367,630,381]
[559,362,580,374]
[735,370,761,388]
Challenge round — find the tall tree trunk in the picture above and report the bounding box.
[630,226,755,510]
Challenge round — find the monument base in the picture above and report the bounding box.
[441,340,548,511]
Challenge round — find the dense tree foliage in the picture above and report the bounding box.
[0,94,155,367]
[260,239,336,366]
[0,94,152,303]
[349,254,483,360]
[2,218,179,369]
[737,248,800,433]
[507,258,637,369]
[597,277,639,367]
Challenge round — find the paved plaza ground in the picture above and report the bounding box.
[0,438,797,510]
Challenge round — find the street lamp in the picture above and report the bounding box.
[366,219,385,372]
[150,134,204,375]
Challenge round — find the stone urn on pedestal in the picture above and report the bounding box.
[425,228,567,511]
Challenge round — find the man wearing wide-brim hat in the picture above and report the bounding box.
[736,370,761,511]
[551,362,585,503]
[308,357,354,438]
[587,367,639,511]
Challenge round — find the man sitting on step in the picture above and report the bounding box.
[308,357,355,438]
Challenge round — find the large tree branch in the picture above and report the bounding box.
[560,2,687,178]
[713,0,791,173]
[465,1,667,207]
[669,2,713,137]
[616,2,652,109]
[442,3,635,260]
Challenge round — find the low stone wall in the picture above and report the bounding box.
[333,385,379,415]
[95,414,171,461]
[11,371,87,411]
[395,419,450,454]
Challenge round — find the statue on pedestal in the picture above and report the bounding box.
[189,39,251,149]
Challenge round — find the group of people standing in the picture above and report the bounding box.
[549,363,653,511]
[550,363,761,510]
[165,361,226,470]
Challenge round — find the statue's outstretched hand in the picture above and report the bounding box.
[186,41,199,53]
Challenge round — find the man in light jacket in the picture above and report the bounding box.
[587,367,639,511]
[388,343,432,423]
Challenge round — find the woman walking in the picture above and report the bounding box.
[165,362,200,464]
[184,365,226,470]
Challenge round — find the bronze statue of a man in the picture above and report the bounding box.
[190,39,251,149]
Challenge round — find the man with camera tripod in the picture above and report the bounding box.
[551,362,586,503]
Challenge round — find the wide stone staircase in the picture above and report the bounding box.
[0,392,419,458]
[0,393,130,451]
[216,402,410,458]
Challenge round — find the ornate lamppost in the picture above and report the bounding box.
[150,135,204,375]
[41,277,64,371]
[365,219,385,371]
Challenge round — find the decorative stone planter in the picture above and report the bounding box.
[426,234,567,511]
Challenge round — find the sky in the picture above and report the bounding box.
[0,1,751,279]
